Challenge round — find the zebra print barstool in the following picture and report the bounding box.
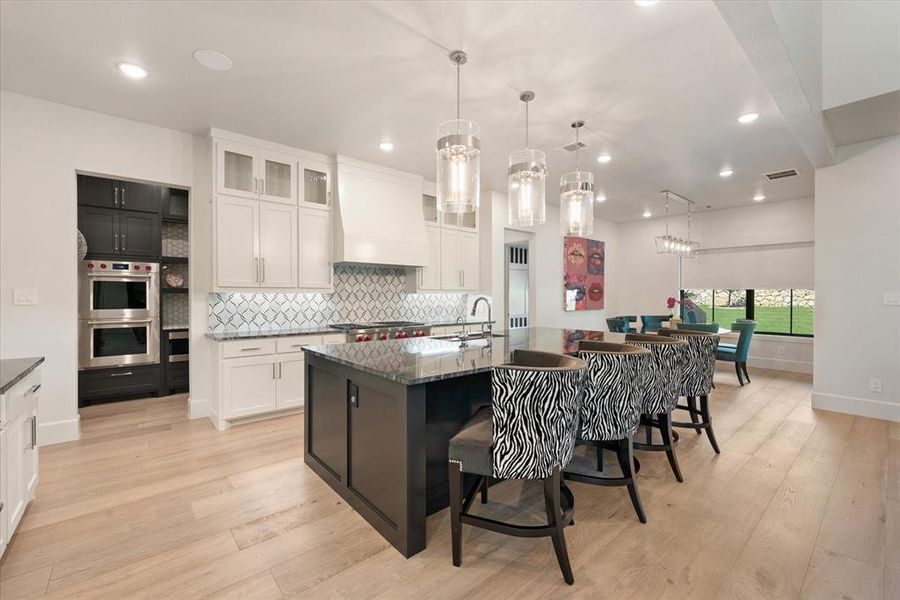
[658,328,722,453]
[448,349,587,585]
[565,341,651,523]
[624,333,689,482]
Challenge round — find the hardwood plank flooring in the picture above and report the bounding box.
[0,368,894,599]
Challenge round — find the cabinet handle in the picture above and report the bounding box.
[278,362,282,378]
[28,384,41,395]
[240,347,261,352]
[121,187,126,207]
[253,177,258,193]
[292,343,309,347]
[261,257,266,283]
[121,233,126,251]
[109,371,133,377]
[261,179,265,195]
[114,232,119,252]
[255,257,261,283]
[31,415,37,449]
[272,362,277,379]
[114,186,119,207]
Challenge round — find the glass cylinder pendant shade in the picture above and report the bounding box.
[436,119,481,214]
[508,149,546,226]
[559,171,594,236]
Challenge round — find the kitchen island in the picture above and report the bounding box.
[302,327,614,557]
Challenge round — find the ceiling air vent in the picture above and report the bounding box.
[765,168,799,180]
[562,140,586,152]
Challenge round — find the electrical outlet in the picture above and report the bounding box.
[869,378,883,393]
[777,346,786,356]
[13,288,38,305]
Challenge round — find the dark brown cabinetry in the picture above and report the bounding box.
[77,175,157,213]
[78,364,161,406]
[161,187,189,222]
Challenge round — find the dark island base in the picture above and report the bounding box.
[303,354,492,557]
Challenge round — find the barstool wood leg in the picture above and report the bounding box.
[543,466,574,585]
[480,476,489,504]
[659,412,683,482]
[449,461,463,566]
[699,395,720,454]
[616,437,646,524]
[686,396,702,433]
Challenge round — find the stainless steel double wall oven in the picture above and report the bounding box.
[78,260,160,369]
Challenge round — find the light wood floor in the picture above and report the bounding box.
[1,367,897,599]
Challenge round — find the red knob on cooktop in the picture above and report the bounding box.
[379,333,388,341]
[133,265,140,270]
[364,335,372,342]
[86,262,94,268]
[145,265,152,271]
[100,263,107,269]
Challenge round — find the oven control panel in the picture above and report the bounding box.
[81,260,158,273]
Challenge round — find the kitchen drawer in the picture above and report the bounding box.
[221,338,277,358]
[320,333,346,345]
[276,335,323,354]
[0,369,41,427]
[78,365,160,405]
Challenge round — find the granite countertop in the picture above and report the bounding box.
[303,327,624,385]
[205,320,494,342]
[0,357,45,395]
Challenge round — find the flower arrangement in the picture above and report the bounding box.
[666,296,696,317]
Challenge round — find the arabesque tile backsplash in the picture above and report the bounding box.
[208,264,469,332]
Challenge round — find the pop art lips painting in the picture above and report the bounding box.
[563,236,605,311]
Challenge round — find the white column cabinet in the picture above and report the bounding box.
[418,225,442,290]
[298,207,333,288]
[440,229,462,290]
[259,203,299,288]
[215,196,260,288]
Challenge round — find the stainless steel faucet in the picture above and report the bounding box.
[471,296,492,337]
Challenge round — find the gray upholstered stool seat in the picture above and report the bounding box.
[448,407,493,477]
[449,349,586,585]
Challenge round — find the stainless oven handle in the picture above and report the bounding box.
[87,319,154,325]
[109,371,133,377]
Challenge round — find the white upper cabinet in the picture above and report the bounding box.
[419,225,442,290]
[259,150,297,205]
[440,228,462,290]
[299,207,333,288]
[299,158,332,208]
[459,232,479,291]
[259,203,299,288]
[216,140,296,205]
[215,196,260,288]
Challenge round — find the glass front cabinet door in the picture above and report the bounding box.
[299,159,331,208]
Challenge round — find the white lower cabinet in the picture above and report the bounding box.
[213,334,344,430]
[1,366,41,559]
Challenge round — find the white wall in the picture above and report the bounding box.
[0,91,194,444]
[480,191,619,331]
[813,135,900,420]
[616,197,816,374]
[822,1,900,109]
[768,0,823,114]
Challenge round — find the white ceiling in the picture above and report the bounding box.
[0,0,814,222]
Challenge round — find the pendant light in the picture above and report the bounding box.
[559,120,594,236]
[508,91,547,226]
[436,50,481,215]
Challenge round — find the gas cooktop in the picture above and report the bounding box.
[330,321,424,331]
[329,321,430,342]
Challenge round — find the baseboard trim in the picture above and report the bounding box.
[747,355,813,374]
[38,414,81,445]
[812,391,900,421]
[188,396,209,419]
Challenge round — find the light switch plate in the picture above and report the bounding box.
[13,288,38,305]
[869,378,883,393]
[883,291,900,306]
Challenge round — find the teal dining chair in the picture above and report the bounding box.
[676,323,720,333]
[640,315,671,333]
[717,321,757,385]
[606,317,630,333]
[619,315,638,332]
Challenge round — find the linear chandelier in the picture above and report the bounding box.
[655,190,700,258]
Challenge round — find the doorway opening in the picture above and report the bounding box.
[505,241,530,329]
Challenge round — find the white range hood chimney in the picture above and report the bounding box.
[333,155,429,268]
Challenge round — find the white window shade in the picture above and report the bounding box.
[682,243,814,290]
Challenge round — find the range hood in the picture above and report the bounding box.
[333,155,429,268]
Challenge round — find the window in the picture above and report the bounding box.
[680,288,814,337]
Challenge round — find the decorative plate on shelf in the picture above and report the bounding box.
[77,230,88,260]
[164,271,185,288]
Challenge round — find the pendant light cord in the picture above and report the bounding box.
[575,126,581,171]
[456,61,461,120]
[524,100,529,148]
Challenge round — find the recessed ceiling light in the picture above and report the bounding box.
[379,141,394,152]
[737,112,759,124]
[753,193,765,201]
[116,62,148,79]
[642,209,652,218]
[596,194,607,202]
[193,49,232,71]
[634,0,659,6]
[597,154,612,164]
[719,168,734,177]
